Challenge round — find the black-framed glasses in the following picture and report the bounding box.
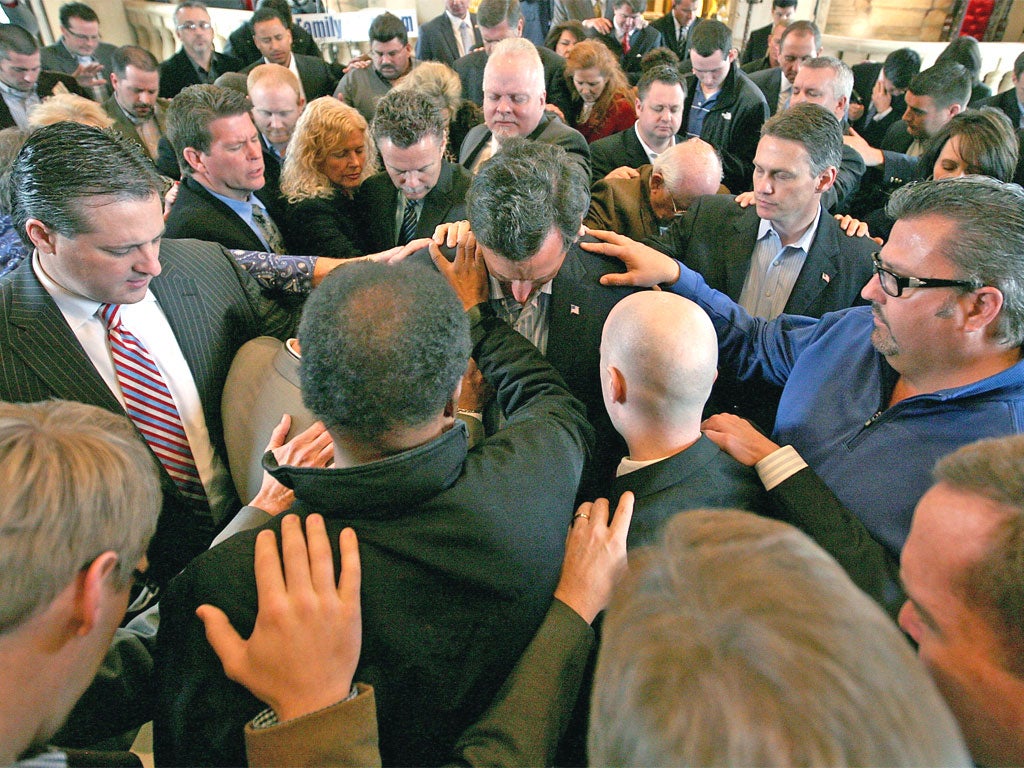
[64,27,101,42]
[127,566,160,613]
[871,253,982,298]
[176,21,213,31]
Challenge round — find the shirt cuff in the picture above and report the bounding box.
[249,684,360,730]
[755,444,808,491]
[872,107,892,122]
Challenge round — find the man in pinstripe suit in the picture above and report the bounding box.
[0,122,302,583]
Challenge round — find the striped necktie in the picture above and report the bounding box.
[399,198,420,245]
[98,303,207,506]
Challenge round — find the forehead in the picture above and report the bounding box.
[328,130,365,152]
[4,50,39,67]
[73,192,164,236]
[755,134,812,169]
[208,113,257,143]
[254,18,288,35]
[781,31,815,53]
[481,228,566,278]
[371,37,406,53]
[905,91,937,112]
[176,6,210,22]
[690,49,727,67]
[880,213,957,271]
[120,66,159,86]
[479,20,513,38]
[484,58,541,92]
[65,16,98,30]
[250,82,300,106]
[642,80,685,104]
[379,135,443,165]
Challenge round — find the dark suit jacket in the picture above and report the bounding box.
[415,12,483,68]
[225,20,320,67]
[241,53,338,100]
[0,70,85,129]
[584,163,660,240]
[741,22,771,66]
[650,12,692,60]
[103,94,170,160]
[748,66,784,115]
[588,124,650,183]
[356,160,473,252]
[454,44,573,119]
[158,49,243,100]
[164,176,282,252]
[0,240,297,583]
[39,39,117,98]
[459,111,591,179]
[979,87,1022,127]
[611,435,773,549]
[594,25,663,77]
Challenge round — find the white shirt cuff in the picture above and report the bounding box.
[755,445,808,491]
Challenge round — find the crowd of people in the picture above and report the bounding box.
[1,0,1024,766]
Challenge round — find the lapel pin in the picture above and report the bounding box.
[822,272,831,284]
[570,304,580,315]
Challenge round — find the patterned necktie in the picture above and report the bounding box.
[621,31,631,54]
[98,303,207,506]
[251,203,286,253]
[460,21,473,56]
[399,198,420,245]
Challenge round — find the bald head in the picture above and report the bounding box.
[601,292,718,432]
[651,138,723,220]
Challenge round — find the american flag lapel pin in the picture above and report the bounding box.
[822,272,831,284]
[570,304,580,315]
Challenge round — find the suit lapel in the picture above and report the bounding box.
[725,206,760,297]
[785,207,838,315]
[440,19,461,62]
[547,246,591,377]
[417,161,454,237]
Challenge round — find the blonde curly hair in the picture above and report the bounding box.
[280,97,377,203]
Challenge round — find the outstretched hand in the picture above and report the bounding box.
[249,416,333,515]
[430,228,489,310]
[554,492,634,624]
[580,228,681,288]
[197,514,362,723]
[701,413,780,466]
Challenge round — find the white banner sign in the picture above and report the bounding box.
[295,9,419,44]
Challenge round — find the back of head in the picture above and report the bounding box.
[602,292,718,421]
[0,23,38,58]
[476,0,521,30]
[639,47,680,73]
[779,19,821,51]
[59,1,98,28]
[166,84,251,177]
[467,137,588,262]
[392,60,462,116]
[246,61,301,101]
[111,44,159,78]
[637,64,685,102]
[884,47,922,90]
[909,62,972,110]
[371,89,446,149]
[935,35,982,81]
[885,176,1024,347]
[933,434,1024,673]
[281,96,374,202]
[9,122,160,244]
[689,19,731,58]
[761,101,841,175]
[653,137,722,202]
[298,262,470,442]
[919,107,1018,183]
[27,92,114,130]
[369,11,408,46]
[0,400,160,634]
[1015,50,1024,81]
[590,509,972,767]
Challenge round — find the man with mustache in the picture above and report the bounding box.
[585,174,1024,614]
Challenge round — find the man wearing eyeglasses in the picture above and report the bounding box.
[584,174,1024,615]
[158,0,242,99]
[39,2,116,100]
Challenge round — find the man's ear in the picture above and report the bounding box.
[24,218,57,255]
[607,364,627,404]
[181,146,205,174]
[73,551,120,638]
[963,285,1004,335]
[444,378,464,418]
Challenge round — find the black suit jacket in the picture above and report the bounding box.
[0,70,85,129]
[158,49,243,100]
[588,124,649,183]
[0,240,297,582]
[650,12,692,60]
[39,40,117,98]
[594,25,663,77]
[979,88,1022,127]
[356,160,473,252]
[741,22,771,66]
[454,44,573,119]
[241,53,338,100]
[164,176,283,252]
[748,66,784,115]
[225,21,320,68]
[415,12,483,68]
[459,111,591,179]
[611,435,773,549]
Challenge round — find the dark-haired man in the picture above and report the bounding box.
[225,0,320,67]
[104,45,168,163]
[850,47,921,146]
[740,0,795,66]
[747,20,822,116]
[334,11,414,122]
[39,2,116,99]
[242,5,337,100]
[0,23,84,129]
[158,1,242,99]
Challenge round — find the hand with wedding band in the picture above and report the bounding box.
[553,492,634,624]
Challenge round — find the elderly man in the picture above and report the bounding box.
[585,138,722,241]
[587,174,1024,613]
[158,0,242,99]
[359,90,472,252]
[39,2,116,99]
[334,11,415,122]
[0,24,84,129]
[242,6,336,101]
[454,0,572,118]
[104,46,168,163]
[590,65,686,182]
[459,37,588,176]
[900,435,1024,767]
[748,20,822,116]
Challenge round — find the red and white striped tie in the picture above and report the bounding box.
[98,303,207,506]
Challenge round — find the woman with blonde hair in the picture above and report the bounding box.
[392,61,482,162]
[280,97,376,258]
[563,39,635,143]
[27,93,114,130]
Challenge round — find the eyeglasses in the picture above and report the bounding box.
[871,253,982,298]
[65,28,101,42]
[127,566,160,613]
[176,21,213,31]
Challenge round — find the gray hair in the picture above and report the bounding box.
[802,56,853,104]
[886,176,1024,347]
[761,102,842,176]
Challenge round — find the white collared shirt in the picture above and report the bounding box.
[32,251,234,517]
[634,123,676,163]
[447,10,473,56]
